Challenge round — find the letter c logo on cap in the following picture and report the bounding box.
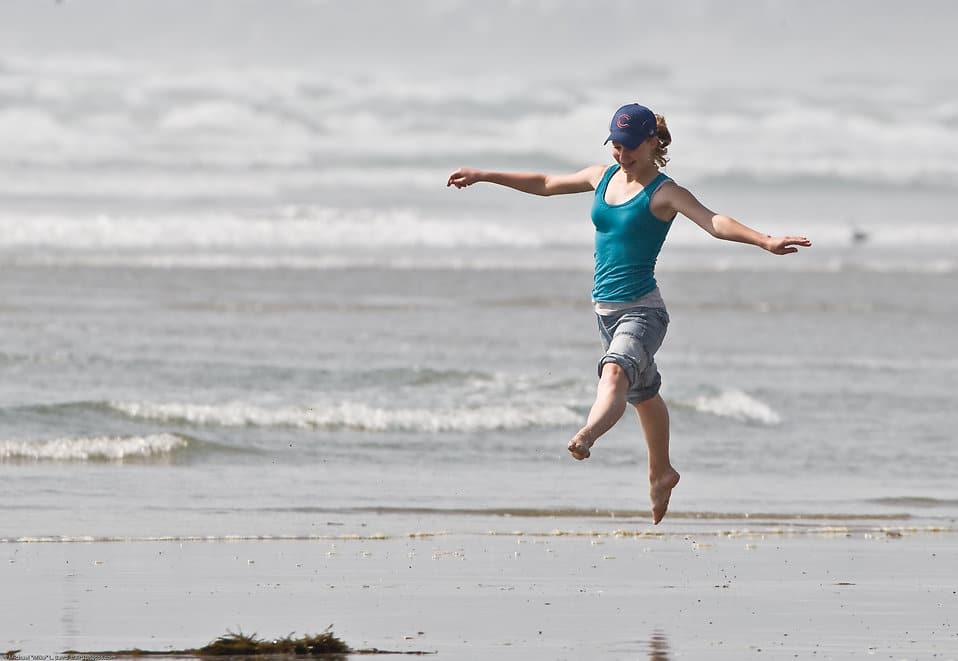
[616,113,631,129]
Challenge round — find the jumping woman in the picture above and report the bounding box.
[447,103,811,524]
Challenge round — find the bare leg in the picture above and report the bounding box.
[568,362,629,460]
[633,393,680,524]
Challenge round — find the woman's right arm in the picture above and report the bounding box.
[446,166,606,196]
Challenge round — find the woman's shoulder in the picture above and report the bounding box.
[650,174,685,197]
[581,163,616,189]
[647,174,687,221]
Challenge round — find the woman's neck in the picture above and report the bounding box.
[620,163,660,184]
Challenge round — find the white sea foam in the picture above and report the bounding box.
[2,47,958,278]
[2,204,957,276]
[670,352,958,374]
[0,208,573,251]
[0,433,187,461]
[2,246,954,277]
[2,45,958,188]
[109,400,581,433]
[687,390,782,426]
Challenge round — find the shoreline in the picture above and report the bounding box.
[3,504,955,546]
[4,528,956,660]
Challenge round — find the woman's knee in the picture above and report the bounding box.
[599,361,630,389]
[633,392,667,416]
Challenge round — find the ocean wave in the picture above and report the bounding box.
[2,200,958,272]
[108,400,582,433]
[2,51,958,190]
[681,389,781,426]
[0,433,187,462]
[107,390,782,432]
[0,207,581,251]
[667,352,958,374]
[866,497,958,509]
[2,248,955,276]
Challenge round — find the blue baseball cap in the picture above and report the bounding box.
[604,103,657,149]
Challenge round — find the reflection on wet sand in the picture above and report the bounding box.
[647,630,671,660]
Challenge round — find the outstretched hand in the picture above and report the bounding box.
[765,236,812,255]
[447,168,481,189]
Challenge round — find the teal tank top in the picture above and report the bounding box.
[591,165,674,302]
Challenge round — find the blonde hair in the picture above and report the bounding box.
[653,114,671,168]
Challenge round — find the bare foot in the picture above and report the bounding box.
[567,431,594,460]
[650,469,680,524]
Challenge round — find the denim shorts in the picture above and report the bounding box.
[596,306,670,404]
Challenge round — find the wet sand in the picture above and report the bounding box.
[3,528,957,660]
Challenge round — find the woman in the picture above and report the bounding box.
[446,103,810,524]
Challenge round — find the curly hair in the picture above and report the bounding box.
[653,114,671,168]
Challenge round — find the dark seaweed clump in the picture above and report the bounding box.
[60,626,432,657]
[198,629,350,655]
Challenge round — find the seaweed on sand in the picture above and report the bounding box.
[197,629,350,655]
[62,626,433,657]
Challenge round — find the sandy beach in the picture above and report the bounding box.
[4,523,956,660]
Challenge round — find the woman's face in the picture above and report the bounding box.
[610,137,656,172]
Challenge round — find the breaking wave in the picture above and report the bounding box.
[108,400,582,433]
[683,389,782,425]
[0,433,188,462]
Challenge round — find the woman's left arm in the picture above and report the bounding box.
[660,184,811,255]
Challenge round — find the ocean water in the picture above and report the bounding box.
[1,0,957,543]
